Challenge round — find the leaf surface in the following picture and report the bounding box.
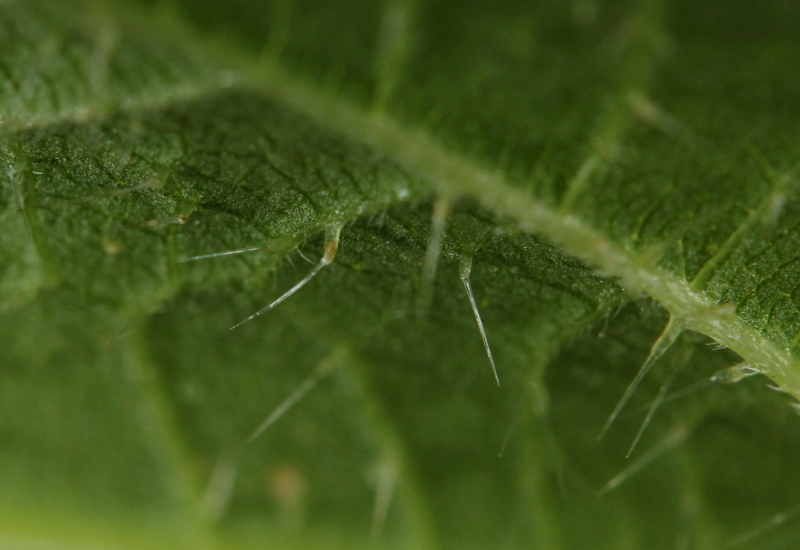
[3,0,800,549]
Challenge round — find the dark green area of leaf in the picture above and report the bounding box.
[4,0,800,549]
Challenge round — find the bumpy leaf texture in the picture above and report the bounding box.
[2,0,800,548]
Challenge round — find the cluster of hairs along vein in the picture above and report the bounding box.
[167,179,800,546]
[176,186,764,450]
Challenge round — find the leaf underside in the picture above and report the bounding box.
[3,0,800,549]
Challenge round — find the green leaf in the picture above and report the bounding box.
[3,0,800,548]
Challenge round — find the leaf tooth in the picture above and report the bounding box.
[230,223,342,330]
[459,257,500,387]
[598,315,684,440]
